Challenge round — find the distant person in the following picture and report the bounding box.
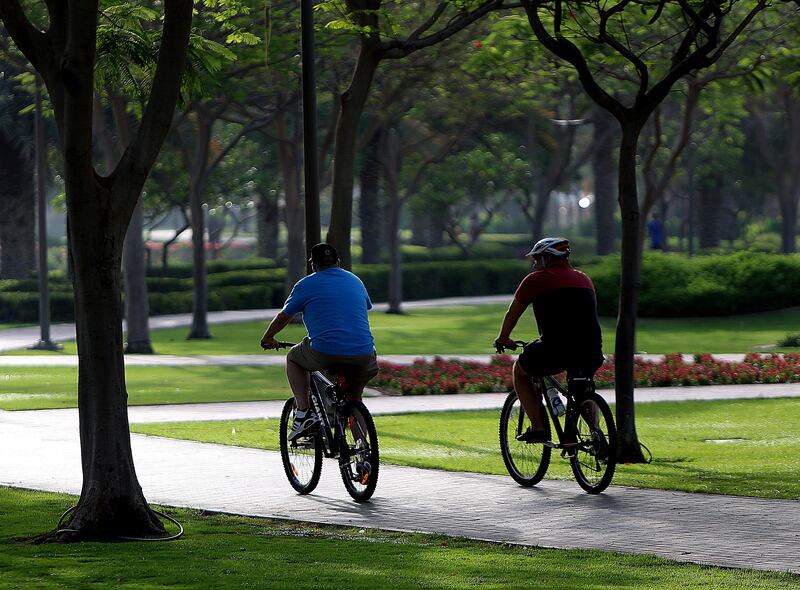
[494,237,604,441]
[646,213,665,250]
[260,243,378,440]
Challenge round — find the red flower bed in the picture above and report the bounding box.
[373,353,800,395]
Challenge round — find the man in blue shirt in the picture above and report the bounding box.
[260,243,378,440]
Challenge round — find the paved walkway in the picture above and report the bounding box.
[41,383,797,424]
[1,389,799,575]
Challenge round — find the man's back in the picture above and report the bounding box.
[283,267,374,356]
[514,261,602,356]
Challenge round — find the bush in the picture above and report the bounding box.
[3,251,800,323]
[146,258,276,279]
[585,251,800,317]
[354,260,528,303]
[0,291,74,322]
[778,334,800,347]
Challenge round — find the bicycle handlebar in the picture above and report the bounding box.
[260,340,296,351]
[494,340,528,353]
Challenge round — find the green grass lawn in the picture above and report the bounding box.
[0,366,289,410]
[133,398,800,499]
[0,487,795,589]
[6,304,800,355]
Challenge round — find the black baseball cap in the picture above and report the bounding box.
[309,243,339,266]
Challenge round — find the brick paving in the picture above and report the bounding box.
[1,402,799,574]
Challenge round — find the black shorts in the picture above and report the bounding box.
[517,339,603,378]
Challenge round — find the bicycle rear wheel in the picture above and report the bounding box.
[338,401,379,502]
[279,398,322,494]
[570,392,617,494]
[499,391,551,487]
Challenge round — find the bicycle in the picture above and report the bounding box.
[273,342,380,502]
[497,341,617,494]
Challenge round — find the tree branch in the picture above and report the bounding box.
[0,0,49,72]
[382,1,505,58]
[522,0,627,121]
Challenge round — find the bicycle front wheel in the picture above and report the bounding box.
[338,401,379,502]
[499,391,551,487]
[570,392,617,494]
[279,398,322,494]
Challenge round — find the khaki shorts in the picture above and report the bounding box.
[287,337,379,395]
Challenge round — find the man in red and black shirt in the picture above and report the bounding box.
[495,237,604,442]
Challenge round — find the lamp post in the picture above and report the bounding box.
[301,0,321,273]
[31,76,60,351]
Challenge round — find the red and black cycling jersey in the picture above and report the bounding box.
[514,260,603,359]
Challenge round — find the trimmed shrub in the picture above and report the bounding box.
[0,291,74,322]
[585,251,800,317]
[3,252,800,323]
[146,258,276,278]
[147,291,194,316]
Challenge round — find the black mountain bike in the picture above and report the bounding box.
[497,341,617,494]
[275,343,379,502]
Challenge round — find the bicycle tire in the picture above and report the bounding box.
[279,398,323,494]
[499,391,551,487]
[338,401,379,502]
[569,391,617,494]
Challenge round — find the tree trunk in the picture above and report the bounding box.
[410,210,431,246]
[529,188,551,243]
[187,115,212,340]
[359,128,383,264]
[385,129,403,314]
[327,45,380,270]
[592,108,617,255]
[109,96,153,354]
[276,112,305,294]
[779,195,798,254]
[188,182,211,339]
[1,0,194,540]
[429,213,445,247]
[123,196,153,353]
[779,88,800,254]
[66,188,164,538]
[0,130,36,279]
[207,208,225,260]
[697,175,723,249]
[256,188,279,259]
[614,123,646,464]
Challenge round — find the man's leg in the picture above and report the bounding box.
[286,357,311,410]
[513,360,546,429]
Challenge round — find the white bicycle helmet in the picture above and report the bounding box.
[526,237,571,258]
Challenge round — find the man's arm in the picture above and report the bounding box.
[495,298,528,352]
[260,311,293,349]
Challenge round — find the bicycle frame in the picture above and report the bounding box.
[538,374,594,456]
[306,370,346,459]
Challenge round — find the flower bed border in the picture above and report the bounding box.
[372,353,800,396]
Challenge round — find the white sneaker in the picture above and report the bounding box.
[288,410,320,441]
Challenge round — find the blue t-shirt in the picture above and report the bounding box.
[282,267,375,356]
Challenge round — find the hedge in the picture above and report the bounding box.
[145,257,276,278]
[3,252,800,323]
[587,252,800,317]
[0,291,75,323]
